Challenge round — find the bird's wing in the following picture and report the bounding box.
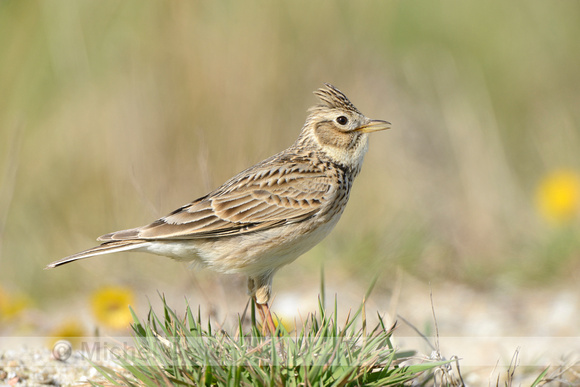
[98,158,334,241]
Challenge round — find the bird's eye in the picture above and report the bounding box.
[336,116,348,125]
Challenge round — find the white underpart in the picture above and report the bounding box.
[322,134,369,175]
[143,212,343,278]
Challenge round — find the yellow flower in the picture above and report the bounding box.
[0,286,31,321]
[275,316,295,333]
[536,170,580,224]
[49,320,86,349]
[91,286,135,330]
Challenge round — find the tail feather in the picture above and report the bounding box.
[45,240,150,269]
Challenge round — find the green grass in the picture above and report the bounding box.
[93,295,449,386]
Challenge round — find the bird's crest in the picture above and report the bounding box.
[313,83,361,114]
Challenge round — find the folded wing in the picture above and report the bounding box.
[98,158,333,241]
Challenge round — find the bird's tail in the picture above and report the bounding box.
[45,240,150,269]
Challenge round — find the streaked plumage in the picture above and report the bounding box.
[47,83,390,330]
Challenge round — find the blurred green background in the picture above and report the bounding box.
[1,1,580,331]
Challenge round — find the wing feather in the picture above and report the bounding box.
[100,156,335,241]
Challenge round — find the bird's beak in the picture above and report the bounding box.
[355,119,391,133]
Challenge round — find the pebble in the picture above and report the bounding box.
[0,347,121,386]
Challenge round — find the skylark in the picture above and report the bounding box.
[47,83,390,332]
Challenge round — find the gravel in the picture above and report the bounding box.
[0,344,119,386]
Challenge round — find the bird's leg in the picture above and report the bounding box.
[255,299,276,334]
[255,297,266,322]
[248,276,276,334]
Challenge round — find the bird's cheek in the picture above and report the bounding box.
[314,122,351,149]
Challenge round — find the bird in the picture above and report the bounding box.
[46,83,390,333]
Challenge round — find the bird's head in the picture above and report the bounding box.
[298,83,390,175]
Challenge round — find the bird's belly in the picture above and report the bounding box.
[197,216,341,277]
[142,212,342,277]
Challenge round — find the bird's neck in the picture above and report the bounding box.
[293,131,368,178]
